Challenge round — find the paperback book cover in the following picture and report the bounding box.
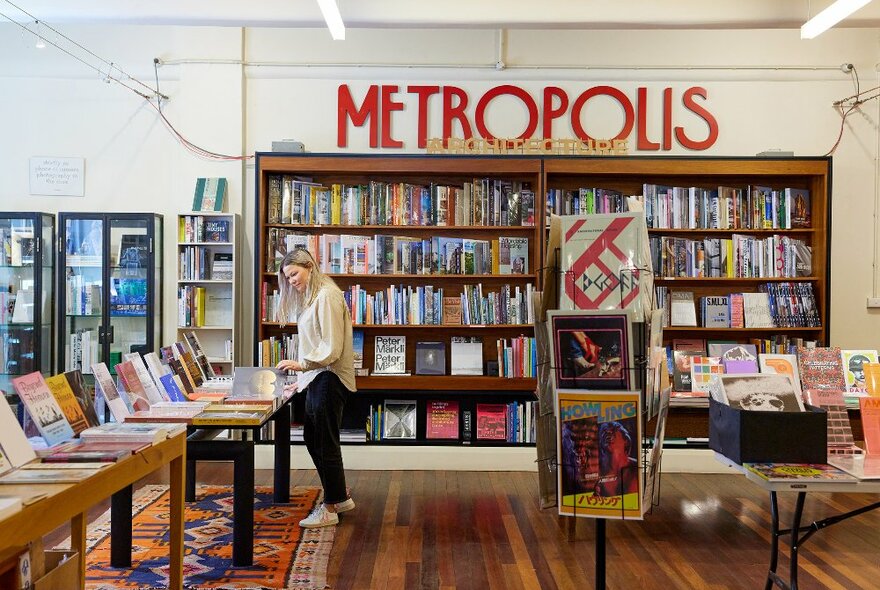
[426,400,459,439]
[758,354,802,397]
[689,357,724,395]
[547,309,634,390]
[860,396,880,455]
[352,329,365,370]
[712,374,804,412]
[829,455,880,480]
[744,463,855,483]
[841,349,879,394]
[415,341,446,375]
[43,374,90,435]
[383,399,417,439]
[798,347,846,391]
[374,335,407,375]
[0,393,37,467]
[803,389,862,456]
[91,362,132,422]
[450,337,482,376]
[556,389,643,519]
[476,403,507,440]
[64,369,100,428]
[11,372,75,447]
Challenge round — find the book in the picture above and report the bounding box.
[712,343,759,374]
[860,397,880,455]
[204,219,230,242]
[803,389,862,456]
[352,329,365,370]
[442,296,462,325]
[210,252,234,280]
[670,291,697,326]
[382,399,417,439]
[110,277,147,316]
[556,389,643,519]
[0,467,103,484]
[230,367,289,398]
[547,309,634,390]
[11,372,75,447]
[711,374,805,412]
[829,455,880,480]
[91,362,132,421]
[374,335,407,375]
[557,213,651,320]
[115,361,152,411]
[798,347,846,390]
[415,341,446,376]
[787,188,811,228]
[10,287,33,323]
[79,422,186,444]
[701,295,729,328]
[744,463,855,483]
[462,410,473,442]
[425,400,459,439]
[63,369,100,428]
[193,177,228,212]
[758,354,802,398]
[499,236,529,274]
[689,357,724,395]
[43,374,90,435]
[40,439,149,463]
[116,234,149,270]
[741,292,774,328]
[0,394,37,468]
[476,403,507,440]
[841,349,879,394]
[450,337,482,376]
[191,411,267,426]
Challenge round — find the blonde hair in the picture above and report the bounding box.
[276,248,338,326]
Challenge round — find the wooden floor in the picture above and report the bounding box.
[55,466,880,590]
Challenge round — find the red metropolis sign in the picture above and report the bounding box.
[337,84,719,151]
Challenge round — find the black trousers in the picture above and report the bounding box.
[303,370,349,505]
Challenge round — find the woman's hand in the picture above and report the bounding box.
[276,359,303,372]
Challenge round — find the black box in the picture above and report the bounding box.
[708,398,827,464]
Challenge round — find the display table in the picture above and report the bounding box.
[0,432,187,590]
[716,453,880,590]
[113,397,293,567]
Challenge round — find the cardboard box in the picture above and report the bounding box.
[33,551,79,590]
[709,398,827,464]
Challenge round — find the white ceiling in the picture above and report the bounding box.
[7,0,880,30]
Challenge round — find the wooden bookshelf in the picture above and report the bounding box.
[254,154,543,446]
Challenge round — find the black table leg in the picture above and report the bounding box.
[232,440,255,567]
[788,492,806,590]
[186,459,197,502]
[274,403,291,503]
[110,485,133,568]
[766,491,780,590]
[595,518,606,589]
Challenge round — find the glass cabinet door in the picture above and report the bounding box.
[108,217,151,371]
[37,213,54,375]
[62,216,104,380]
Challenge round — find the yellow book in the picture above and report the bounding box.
[196,286,206,327]
[865,363,880,397]
[191,411,265,426]
[331,184,342,225]
[44,374,90,435]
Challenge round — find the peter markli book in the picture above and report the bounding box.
[373,335,407,375]
[557,213,652,321]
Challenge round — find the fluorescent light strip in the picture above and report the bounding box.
[316,0,345,41]
[801,0,872,39]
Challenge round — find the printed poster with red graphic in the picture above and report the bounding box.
[558,213,652,320]
[556,389,643,520]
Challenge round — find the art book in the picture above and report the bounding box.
[709,343,759,374]
[498,236,529,274]
[841,349,879,394]
[383,399,417,439]
[114,361,152,411]
[689,357,724,395]
[230,367,288,398]
[43,374,90,435]
[547,309,634,390]
[860,396,880,455]
[798,346,846,390]
[712,374,804,412]
[759,354,802,397]
[476,403,507,440]
[91,362,132,422]
[64,369,100,428]
[744,463,855,483]
[426,400,459,439]
[556,389,642,520]
[12,372,75,447]
[193,177,228,212]
[829,455,880,480]
[803,389,862,456]
[374,335,407,375]
[415,341,446,375]
[352,330,365,370]
[0,393,37,468]
[786,187,811,228]
[450,337,482,376]
[556,213,652,321]
[116,234,149,271]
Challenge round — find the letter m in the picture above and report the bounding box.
[338,85,379,148]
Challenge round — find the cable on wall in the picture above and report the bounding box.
[0,0,253,162]
[825,66,879,156]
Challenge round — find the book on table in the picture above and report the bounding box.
[79,422,187,444]
[829,455,880,480]
[744,463,856,483]
[758,354,802,397]
[0,394,37,468]
[709,373,804,412]
[0,467,105,485]
[40,439,150,463]
[43,374,90,435]
[859,397,880,455]
[91,362,133,421]
[11,372,75,447]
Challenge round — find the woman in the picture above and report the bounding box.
[594,421,639,497]
[275,248,356,528]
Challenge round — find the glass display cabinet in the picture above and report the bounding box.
[0,212,54,413]
[57,213,163,382]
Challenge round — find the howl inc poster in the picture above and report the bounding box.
[557,389,643,520]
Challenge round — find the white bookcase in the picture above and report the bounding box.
[176,212,238,375]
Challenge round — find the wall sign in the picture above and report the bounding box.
[29,156,85,196]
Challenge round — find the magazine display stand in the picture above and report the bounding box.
[56,213,163,383]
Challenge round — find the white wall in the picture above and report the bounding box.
[0,24,878,361]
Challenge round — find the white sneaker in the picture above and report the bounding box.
[335,498,355,513]
[299,504,339,528]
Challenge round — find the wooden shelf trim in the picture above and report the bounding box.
[355,375,537,391]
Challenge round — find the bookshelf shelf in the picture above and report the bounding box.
[646,228,816,235]
[663,326,823,332]
[176,212,239,375]
[256,154,543,447]
[654,276,819,283]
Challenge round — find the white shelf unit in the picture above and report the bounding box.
[176,212,238,375]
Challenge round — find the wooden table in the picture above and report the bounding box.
[0,432,187,590]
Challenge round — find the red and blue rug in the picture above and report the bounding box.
[56,485,333,590]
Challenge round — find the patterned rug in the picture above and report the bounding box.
[55,485,333,590]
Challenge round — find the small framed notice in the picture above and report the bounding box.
[30,156,85,196]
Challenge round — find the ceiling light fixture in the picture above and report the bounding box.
[315,0,345,40]
[801,0,872,39]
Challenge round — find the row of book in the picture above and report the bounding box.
[0,288,34,324]
[658,283,819,329]
[177,285,207,327]
[365,399,537,443]
[642,184,811,230]
[0,225,35,267]
[648,235,812,279]
[0,328,34,376]
[267,176,536,228]
[178,246,233,281]
[266,230,531,276]
[545,187,627,216]
[178,215,230,243]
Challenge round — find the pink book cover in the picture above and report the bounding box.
[797,347,845,391]
[729,294,744,328]
[476,403,507,440]
[115,361,151,411]
[426,400,460,439]
[859,397,880,455]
